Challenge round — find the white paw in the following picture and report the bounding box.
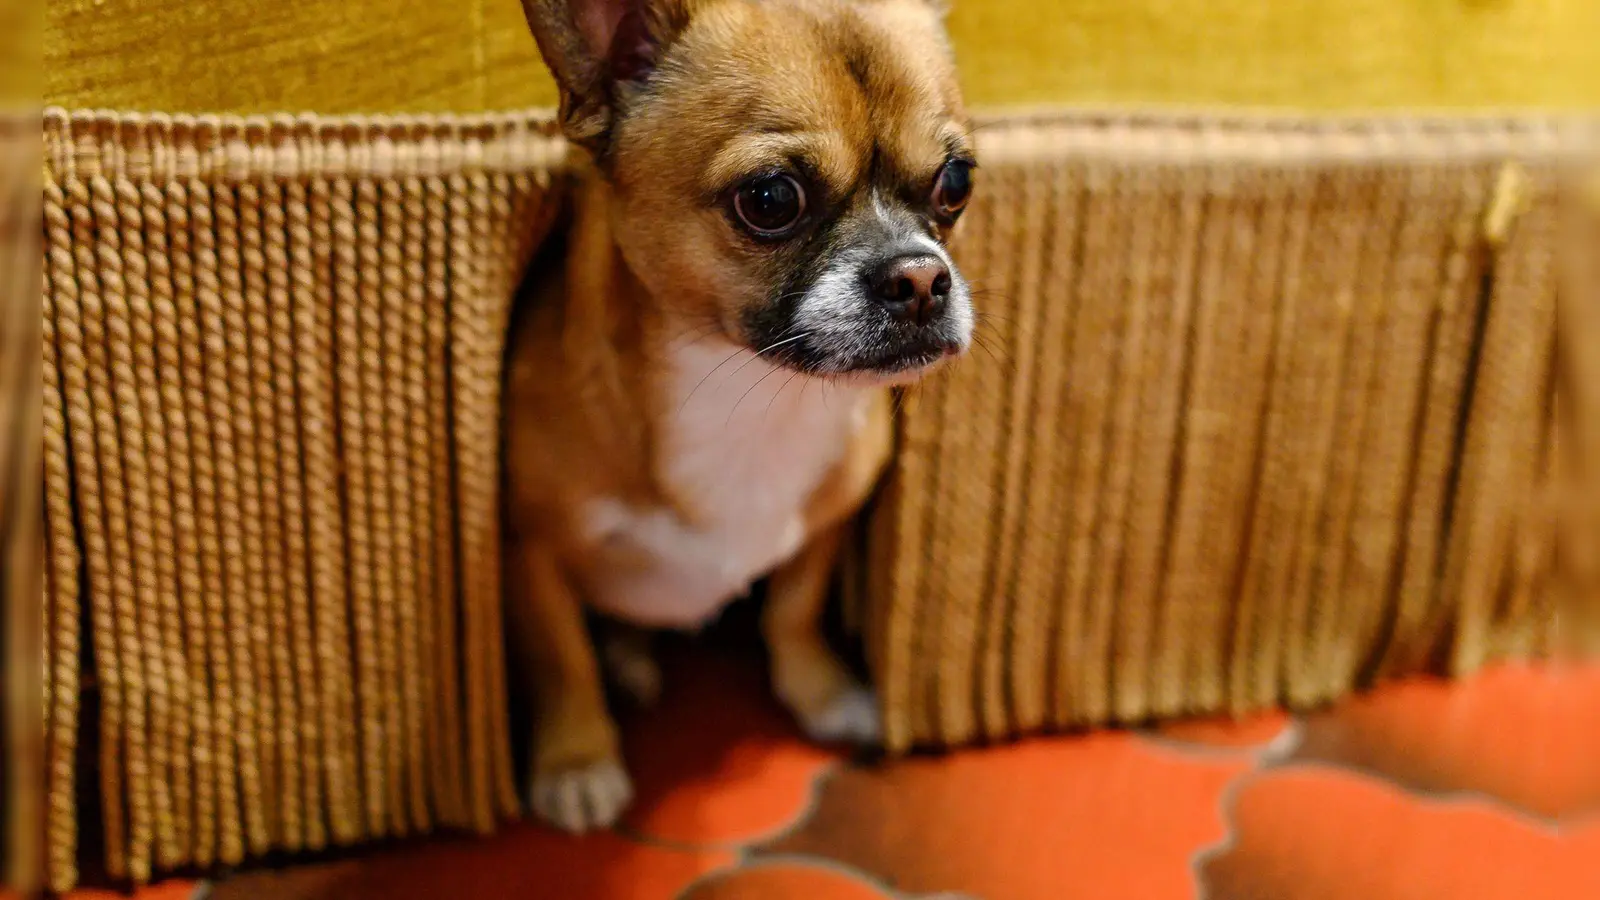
[797,684,882,746]
[528,759,634,834]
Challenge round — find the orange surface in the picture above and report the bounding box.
[67,655,1599,900]
[1200,769,1600,900]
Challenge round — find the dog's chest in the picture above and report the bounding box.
[578,342,864,627]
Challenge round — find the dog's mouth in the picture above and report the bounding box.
[837,339,964,377]
[754,326,967,384]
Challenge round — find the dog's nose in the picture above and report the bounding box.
[869,254,951,326]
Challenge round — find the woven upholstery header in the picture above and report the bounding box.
[862,114,1600,750]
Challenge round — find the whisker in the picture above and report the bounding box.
[969,322,1006,345]
[728,364,785,424]
[965,284,1016,297]
[967,297,1019,317]
[678,345,749,415]
[729,330,812,378]
[971,306,1016,321]
[766,369,804,421]
[970,332,1005,365]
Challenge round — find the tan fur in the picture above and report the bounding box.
[507,0,968,832]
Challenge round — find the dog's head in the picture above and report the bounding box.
[523,0,974,382]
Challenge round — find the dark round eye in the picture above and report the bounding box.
[732,174,807,238]
[932,160,974,221]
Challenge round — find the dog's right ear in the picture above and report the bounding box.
[520,0,690,156]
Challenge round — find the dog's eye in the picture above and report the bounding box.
[732,174,806,238]
[932,160,974,222]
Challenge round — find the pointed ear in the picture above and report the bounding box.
[519,0,689,154]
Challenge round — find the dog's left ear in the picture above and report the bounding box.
[519,0,692,155]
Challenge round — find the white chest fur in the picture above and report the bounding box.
[578,340,866,628]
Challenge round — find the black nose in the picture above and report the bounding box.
[868,254,951,326]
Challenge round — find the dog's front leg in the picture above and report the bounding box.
[505,533,632,832]
[764,389,895,745]
[764,524,881,744]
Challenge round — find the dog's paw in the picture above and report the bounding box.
[795,683,882,746]
[528,758,634,834]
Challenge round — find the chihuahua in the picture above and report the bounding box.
[505,0,975,832]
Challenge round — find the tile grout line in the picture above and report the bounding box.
[1188,718,1305,899]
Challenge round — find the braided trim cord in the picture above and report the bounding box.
[162,176,224,868]
[273,170,324,852]
[85,172,155,881]
[214,177,273,856]
[397,173,437,832]
[189,179,248,865]
[374,168,424,835]
[331,171,388,837]
[137,172,202,867]
[42,178,85,893]
[237,176,289,847]
[423,169,465,827]
[111,174,184,870]
[303,170,361,844]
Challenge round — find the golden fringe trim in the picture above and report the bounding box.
[42,108,564,890]
[865,115,1600,752]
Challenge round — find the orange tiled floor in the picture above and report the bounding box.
[66,654,1600,900]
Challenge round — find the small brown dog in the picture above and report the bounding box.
[506,0,975,832]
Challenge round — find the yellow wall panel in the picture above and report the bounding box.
[45,1,1600,116]
[45,0,557,113]
[947,0,1600,110]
